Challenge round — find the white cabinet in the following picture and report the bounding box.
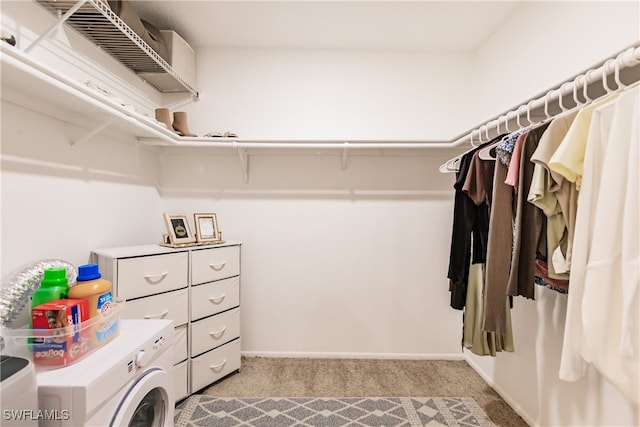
[91,241,241,400]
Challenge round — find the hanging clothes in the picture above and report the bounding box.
[481,150,514,334]
[463,262,514,356]
[560,86,639,405]
[461,150,515,356]
[506,122,550,300]
[447,137,503,310]
[440,49,639,374]
[547,94,620,269]
[527,110,579,280]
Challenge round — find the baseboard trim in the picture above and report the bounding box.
[241,351,465,361]
[463,352,538,427]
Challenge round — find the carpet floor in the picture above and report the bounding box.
[195,357,528,427]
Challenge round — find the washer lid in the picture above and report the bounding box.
[0,355,31,381]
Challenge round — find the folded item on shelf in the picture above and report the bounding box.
[107,1,168,61]
[204,131,238,138]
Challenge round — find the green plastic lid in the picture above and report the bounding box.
[41,268,68,287]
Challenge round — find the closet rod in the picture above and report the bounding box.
[141,138,462,149]
[447,45,640,149]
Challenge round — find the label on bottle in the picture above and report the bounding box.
[96,291,118,342]
[97,291,113,316]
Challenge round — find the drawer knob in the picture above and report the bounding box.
[143,272,169,283]
[209,295,226,304]
[209,359,227,371]
[209,327,227,338]
[208,262,226,271]
[144,309,169,319]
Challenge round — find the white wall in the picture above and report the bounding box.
[0,102,163,326]
[471,0,640,125]
[158,147,463,356]
[183,48,477,141]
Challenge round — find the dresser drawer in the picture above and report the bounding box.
[191,246,240,285]
[190,339,241,393]
[191,277,239,321]
[174,360,189,402]
[122,287,188,326]
[117,252,188,300]
[191,308,240,356]
[174,324,188,364]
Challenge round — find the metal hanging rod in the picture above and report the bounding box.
[438,45,640,173]
[448,45,640,149]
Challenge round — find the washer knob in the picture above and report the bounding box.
[135,350,147,368]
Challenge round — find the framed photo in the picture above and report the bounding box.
[194,213,220,243]
[163,213,196,245]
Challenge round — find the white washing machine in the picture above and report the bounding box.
[35,319,175,427]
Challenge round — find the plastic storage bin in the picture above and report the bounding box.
[0,303,120,369]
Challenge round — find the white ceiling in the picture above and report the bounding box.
[131,1,522,51]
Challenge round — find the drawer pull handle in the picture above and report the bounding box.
[143,272,169,284]
[209,295,226,304]
[209,327,227,338]
[209,262,226,271]
[144,310,169,319]
[210,359,227,371]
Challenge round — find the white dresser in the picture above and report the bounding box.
[91,241,242,400]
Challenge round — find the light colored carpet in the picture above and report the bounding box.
[196,357,528,427]
[175,396,497,426]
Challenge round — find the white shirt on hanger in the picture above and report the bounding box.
[559,86,639,405]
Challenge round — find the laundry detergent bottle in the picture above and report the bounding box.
[30,268,70,342]
[31,268,69,308]
[68,264,117,346]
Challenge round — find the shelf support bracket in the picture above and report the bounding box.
[235,143,249,184]
[26,0,89,53]
[341,142,350,170]
[70,118,116,146]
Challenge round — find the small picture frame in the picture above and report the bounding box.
[194,213,220,243]
[163,213,196,245]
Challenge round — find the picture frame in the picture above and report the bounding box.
[193,213,221,243]
[163,213,196,245]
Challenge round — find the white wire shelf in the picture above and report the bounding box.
[34,0,198,97]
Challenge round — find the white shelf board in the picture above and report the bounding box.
[1,43,176,144]
[1,43,458,153]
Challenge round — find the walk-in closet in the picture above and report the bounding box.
[1,1,638,426]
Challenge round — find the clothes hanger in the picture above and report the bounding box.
[560,74,586,116]
[615,48,640,92]
[515,105,524,129]
[602,59,616,94]
[478,121,503,161]
[582,70,595,104]
[544,90,554,119]
[519,105,530,129]
[558,82,572,113]
[439,127,481,173]
[470,126,480,148]
[526,100,535,125]
[572,74,583,106]
[613,56,625,90]
[503,114,511,133]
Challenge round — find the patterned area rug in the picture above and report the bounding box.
[174,396,496,426]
